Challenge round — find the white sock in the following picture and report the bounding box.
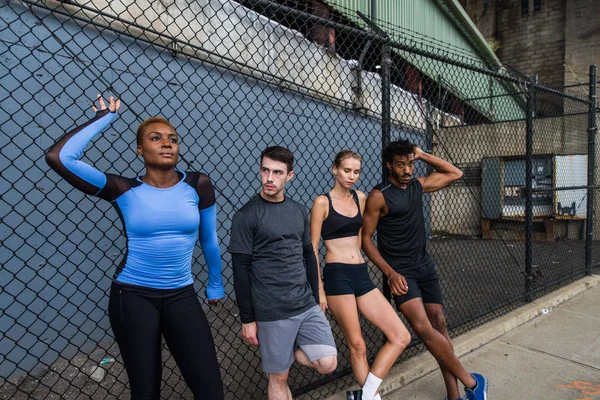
[362,372,383,400]
[374,394,382,400]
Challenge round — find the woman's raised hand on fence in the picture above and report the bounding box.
[92,94,121,113]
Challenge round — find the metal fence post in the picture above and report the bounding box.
[586,64,597,275]
[525,84,534,301]
[381,43,391,176]
[380,41,392,302]
[5,2,597,398]
[371,0,376,22]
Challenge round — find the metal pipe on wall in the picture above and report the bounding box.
[525,85,534,301]
[586,64,597,275]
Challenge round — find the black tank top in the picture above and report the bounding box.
[374,179,432,271]
[321,190,362,241]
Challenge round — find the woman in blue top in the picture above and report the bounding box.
[45,95,225,400]
[310,150,410,400]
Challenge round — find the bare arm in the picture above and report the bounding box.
[356,190,367,249]
[310,196,329,312]
[415,147,463,193]
[361,190,408,295]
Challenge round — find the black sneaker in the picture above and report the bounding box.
[346,389,363,400]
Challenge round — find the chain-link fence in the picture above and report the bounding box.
[0,0,597,399]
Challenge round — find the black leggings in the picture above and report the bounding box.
[108,281,224,400]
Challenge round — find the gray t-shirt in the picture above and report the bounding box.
[228,194,315,321]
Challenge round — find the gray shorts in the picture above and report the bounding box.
[256,305,337,373]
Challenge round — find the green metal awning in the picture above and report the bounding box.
[323,0,525,121]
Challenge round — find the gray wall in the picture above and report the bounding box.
[431,113,589,236]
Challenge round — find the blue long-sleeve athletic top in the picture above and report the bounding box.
[45,109,224,299]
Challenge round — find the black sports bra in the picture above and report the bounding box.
[321,190,362,241]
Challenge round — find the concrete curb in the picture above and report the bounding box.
[325,275,600,400]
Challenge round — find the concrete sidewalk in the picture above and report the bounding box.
[327,275,600,400]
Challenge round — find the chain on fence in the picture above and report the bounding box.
[0,0,596,399]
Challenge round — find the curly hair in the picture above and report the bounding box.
[382,140,416,164]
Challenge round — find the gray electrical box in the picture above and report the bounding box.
[482,154,587,220]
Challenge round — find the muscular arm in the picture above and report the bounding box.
[196,174,225,302]
[45,110,117,197]
[356,190,367,249]
[361,190,408,295]
[361,190,395,279]
[415,148,463,193]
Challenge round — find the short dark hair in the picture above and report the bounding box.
[261,146,294,172]
[136,117,176,146]
[382,139,416,164]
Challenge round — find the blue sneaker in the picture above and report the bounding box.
[464,373,488,400]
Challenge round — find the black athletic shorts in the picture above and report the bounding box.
[323,262,376,297]
[392,260,443,308]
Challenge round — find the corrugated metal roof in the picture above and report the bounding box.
[323,0,524,122]
[325,0,497,65]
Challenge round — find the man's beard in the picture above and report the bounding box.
[391,168,410,181]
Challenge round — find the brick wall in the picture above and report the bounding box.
[461,0,598,91]
[457,0,497,41]
[496,0,566,87]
